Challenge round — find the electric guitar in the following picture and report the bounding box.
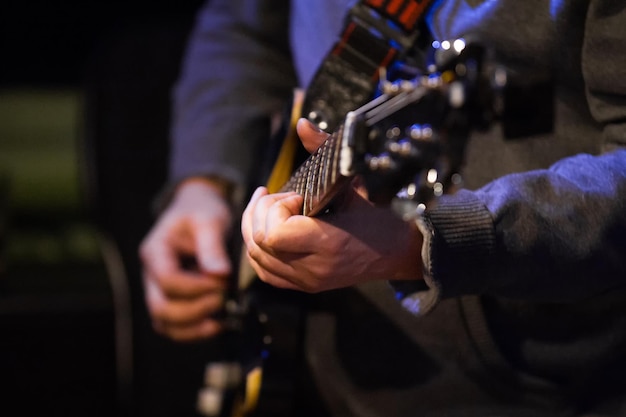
[196,39,505,417]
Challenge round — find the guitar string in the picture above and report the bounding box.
[309,149,319,213]
[331,127,342,189]
[304,157,313,214]
[319,137,330,203]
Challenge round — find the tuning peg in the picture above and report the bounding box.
[408,124,433,140]
[365,154,395,171]
[387,139,413,157]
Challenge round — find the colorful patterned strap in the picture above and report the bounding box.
[364,0,433,33]
[302,0,434,132]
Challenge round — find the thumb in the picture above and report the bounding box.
[296,118,330,153]
[194,219,232,276]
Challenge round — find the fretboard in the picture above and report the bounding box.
[279,125,351,216]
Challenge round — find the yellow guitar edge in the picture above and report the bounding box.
[234,91,303,416]
[266,89,305,193]
[231,367,262,417]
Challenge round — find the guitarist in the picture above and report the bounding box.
[140,0,626,416]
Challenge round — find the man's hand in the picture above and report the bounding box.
[140,178,233,342]
[240,119,424,293]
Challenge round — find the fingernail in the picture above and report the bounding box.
[305,118,324,133]
[201,257,231,275]
[252,187,266,199]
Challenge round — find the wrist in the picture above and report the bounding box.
[390,220,424,281]
[176,176,233,200]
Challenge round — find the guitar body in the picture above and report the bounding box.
[197,90,323,417]
[197,41,488,415]
[235,89,335,417]
[243,281,309,417]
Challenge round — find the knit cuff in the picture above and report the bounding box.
[426,189,496,298]
[389,216,440,316]
[390,189,496,314]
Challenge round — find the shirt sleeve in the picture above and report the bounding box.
[168,0,297,191]
[394,0,626,313]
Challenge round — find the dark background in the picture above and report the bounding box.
[0,1,213,416]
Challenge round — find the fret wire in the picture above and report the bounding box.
[331,128,342,186]
[304,157,313,213]
[279,125,347,215]
[286,173,296,192]
[296,169,303,193]
[301,160,309,198]
[300,159,307,197]
[328,133,335,187]
[308,152,315,212]
[309,151,319,208]
[296,164,305,196]
[308,151,318,213]
[292,164,303,193]
[302,157,309,213]
[281,177,291,193]
[323,136,333,195]
[318,139,328,202]
[289,167,301,192]
[290,168,297,194]
[313,145,323,208]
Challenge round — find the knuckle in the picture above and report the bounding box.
[248,245,268,268]
[262,229,280,249]
[258,194,274,208]
[166,306,192,323]
[247,246,259,262]
[155,274,177,295]
[252,228,266,245]
[203,293,224,313]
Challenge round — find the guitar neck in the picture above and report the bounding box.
[279,125,351,217]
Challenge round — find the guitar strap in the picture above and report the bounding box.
[302,0,435,133]
[265,0,435,193]
[216,4,437,416]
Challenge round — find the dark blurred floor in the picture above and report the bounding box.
[0,85,117,417]
[0,1,212,416]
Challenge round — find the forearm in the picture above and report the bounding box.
[428,149,626,301]
[169,0,297,188]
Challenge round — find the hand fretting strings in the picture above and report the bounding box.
[278,83,429,217]
[279,124,348,216]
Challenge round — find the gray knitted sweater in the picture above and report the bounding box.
[170,0,626,415]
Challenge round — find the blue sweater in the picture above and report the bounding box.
[170,0,626,415]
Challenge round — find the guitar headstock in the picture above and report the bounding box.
[338,39,504,218]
